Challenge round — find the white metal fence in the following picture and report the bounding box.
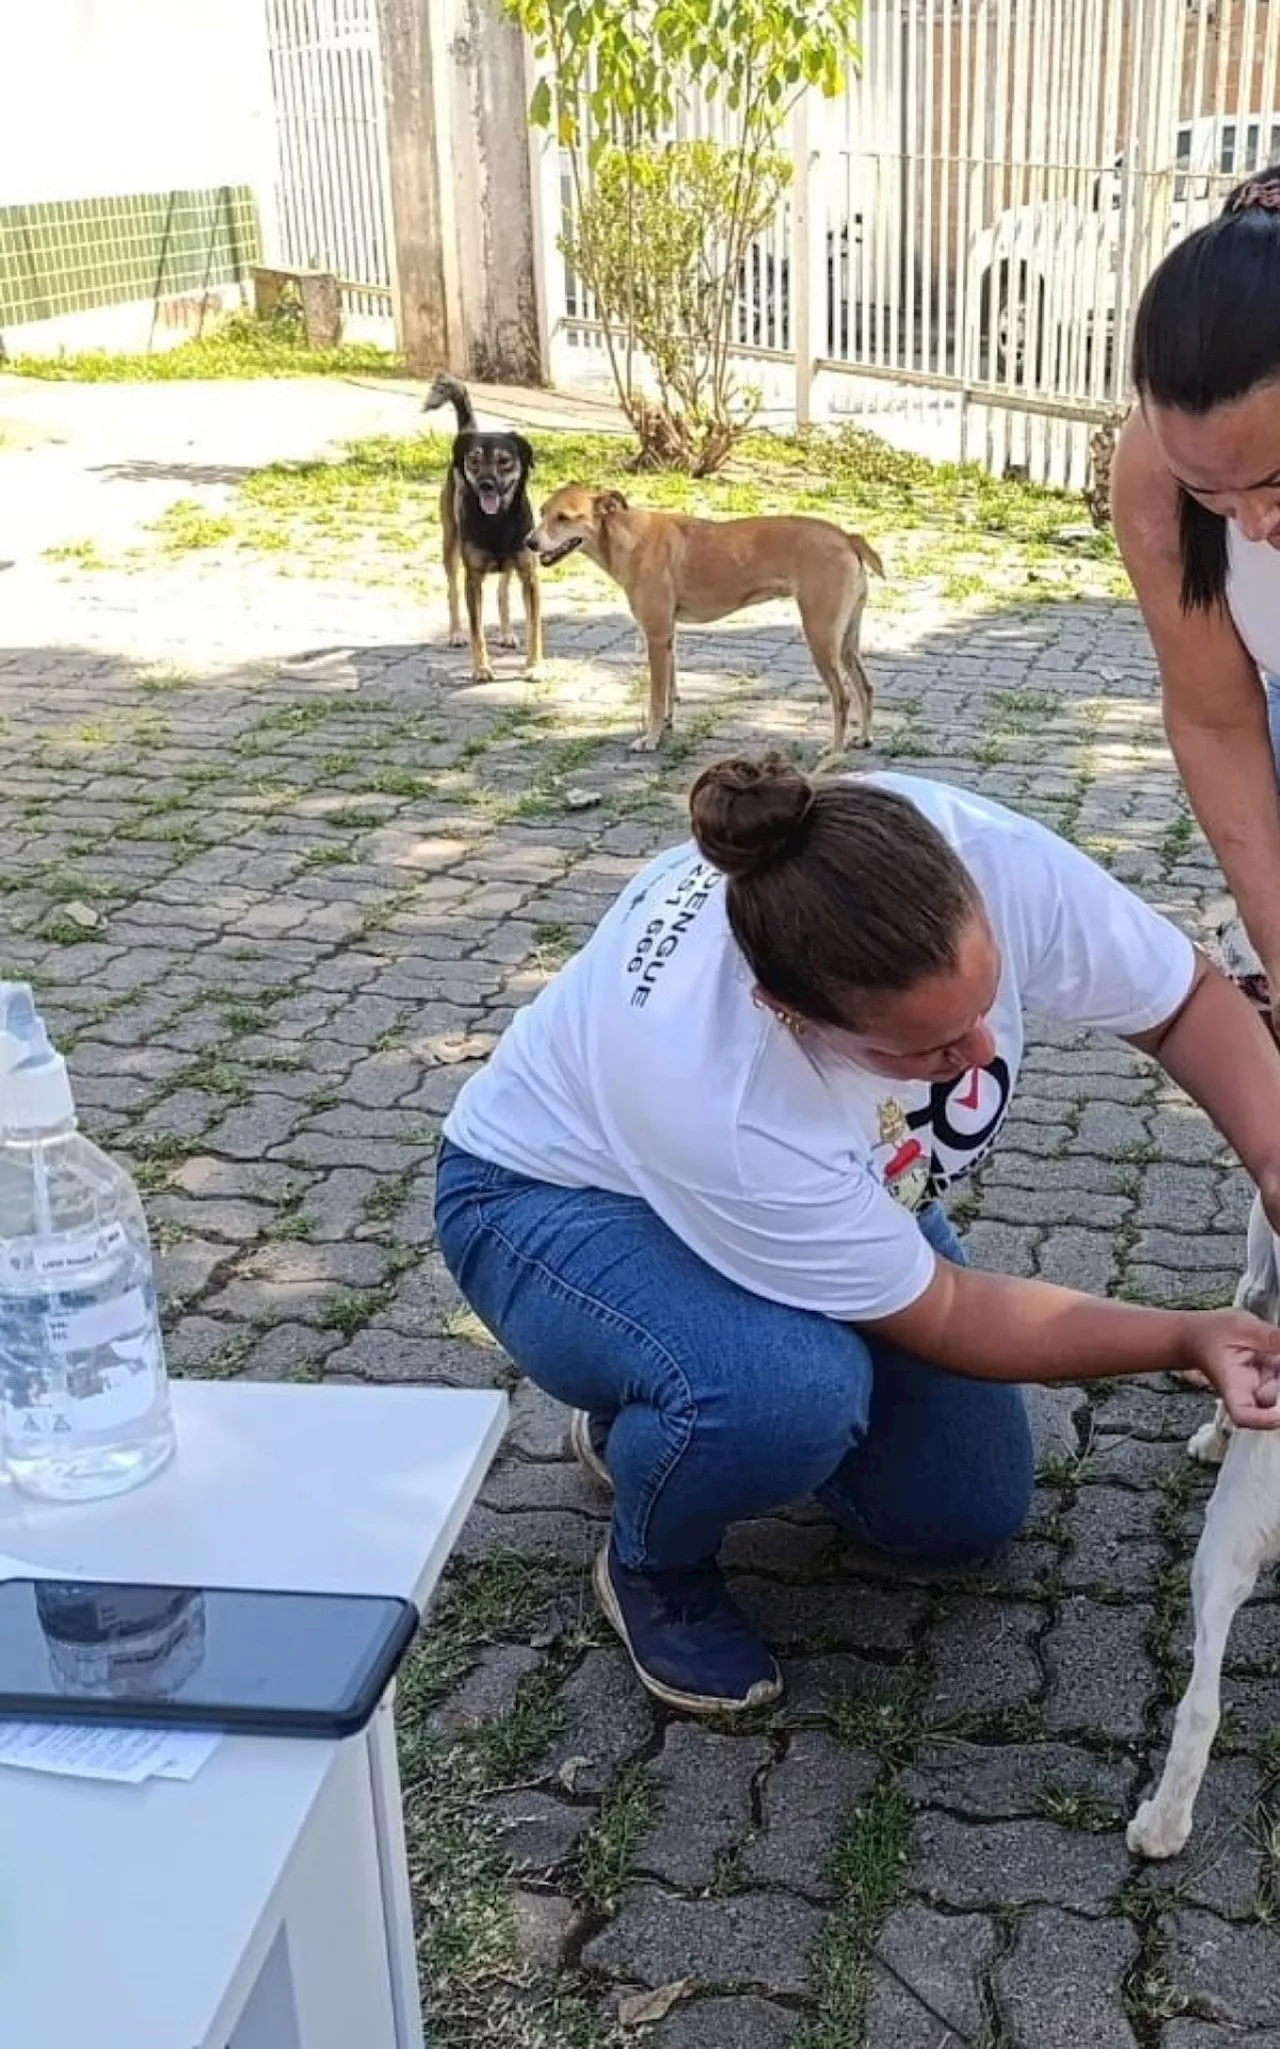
[262,0,395,332]
[531,0,1280,487]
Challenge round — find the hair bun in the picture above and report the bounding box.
[689,753,817,880]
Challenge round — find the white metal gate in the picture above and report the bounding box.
[532,0,1280,486]
[262,0,395,331]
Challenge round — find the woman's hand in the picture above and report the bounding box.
[1176,1309,1280,1427]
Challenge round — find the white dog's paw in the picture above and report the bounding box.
[1127,1799,1191,1861]
[448,628,467,648]
[498,630,520,650]
[471,663,495,684]
[523,663,544,684]
[1188,1416,1230,1466]
[629,732,663,754]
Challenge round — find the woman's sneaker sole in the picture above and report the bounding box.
[569,1408,612,1489]
[592,1542,782,1715]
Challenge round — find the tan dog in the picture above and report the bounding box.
[528,486,882,756]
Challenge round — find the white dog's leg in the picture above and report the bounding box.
[1236,1191,1280,1320]
[1128,1452,1266,1859]
[1191,1191,1280,1467]
[1188,1401,1232,1466]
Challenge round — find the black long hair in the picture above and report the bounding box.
[1130,164,1280,611]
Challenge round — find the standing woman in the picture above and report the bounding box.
[1115,165,1280,1028]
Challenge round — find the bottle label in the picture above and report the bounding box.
[48,1286,149,1355]
[0,1222,130,1287]
[4,1335,164,1439]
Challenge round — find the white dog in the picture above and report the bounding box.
[1128,1190,1280,1859]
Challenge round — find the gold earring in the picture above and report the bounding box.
[753,992,807,1038]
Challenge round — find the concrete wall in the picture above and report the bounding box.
[0,0,277,355]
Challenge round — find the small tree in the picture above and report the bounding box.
[508,0,861,475]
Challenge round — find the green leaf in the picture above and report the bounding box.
[528,76,552,129]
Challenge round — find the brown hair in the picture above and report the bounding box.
[689,753,981,1026]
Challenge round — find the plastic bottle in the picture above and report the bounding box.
[0,984,176,1500]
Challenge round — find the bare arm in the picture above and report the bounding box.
[1112,409,1280,971]
[867,1257,1280,1426]
[865,952,1280,1425]
[1128,950,1280,1222]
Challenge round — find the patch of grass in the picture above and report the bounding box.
[315,1283,394,1336]
[826,1677,925,1769]
[139,663,196,695]
[794,1784,914,2049]
[7,308,402,383]
[43,538,107,569]
[989,686,1063,726]
[39,914,103,945]
[1149,1560,1193,1697]
[119,416,1125,610]
[150,500,236,554]
[268,1209,316,1241]
[300,840,352,867]
[877,726,936,760]
[391,1562,615,2049]
[131,1130,192,1164]
[327,805,385,830]
[363,767,437,798]
[1033,1780,1123,1833]
[532,921,577,971]
[361,1168,415,1226]
[400,1550,570,1727]
[576,1764,658,1915]
[1036,1447,1088,1489]
[215,990,287,1036]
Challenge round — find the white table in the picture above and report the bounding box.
[0,1379,508,2049]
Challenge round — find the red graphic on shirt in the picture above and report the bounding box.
[873,1099,931,1211]
[885,1136,925,1183]
[957,1068,982,1111]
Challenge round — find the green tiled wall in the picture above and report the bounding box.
[0,186,260,327]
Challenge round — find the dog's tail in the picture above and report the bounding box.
[423,371,476,432]
[846,532,885,579]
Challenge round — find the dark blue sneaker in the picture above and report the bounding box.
[593,1538,782,1714]
[568,1409,612,1489]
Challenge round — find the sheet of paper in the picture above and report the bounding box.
[151,1729,222,1780]
[0,1718,221,1783]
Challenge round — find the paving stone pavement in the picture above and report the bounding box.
[3,379,1277,2048]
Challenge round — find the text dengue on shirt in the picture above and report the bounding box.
[444,774,1195,1322]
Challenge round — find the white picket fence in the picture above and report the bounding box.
[530,0,1280,487]
[261,0,395,335]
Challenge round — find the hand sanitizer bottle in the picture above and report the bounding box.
[0,984,176,1499]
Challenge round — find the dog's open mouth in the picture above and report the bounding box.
[478,482,503,516]
[537,536,583,567]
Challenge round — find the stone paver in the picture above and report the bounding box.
[3,375,1272,2048]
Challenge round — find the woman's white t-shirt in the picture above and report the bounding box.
[444,774,1194,1323]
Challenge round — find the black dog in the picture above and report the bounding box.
[422,372,542,680]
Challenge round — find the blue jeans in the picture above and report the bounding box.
[434,1141,1033,1571]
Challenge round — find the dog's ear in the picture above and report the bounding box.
[514,434,535,474]
[596,489,629,515]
